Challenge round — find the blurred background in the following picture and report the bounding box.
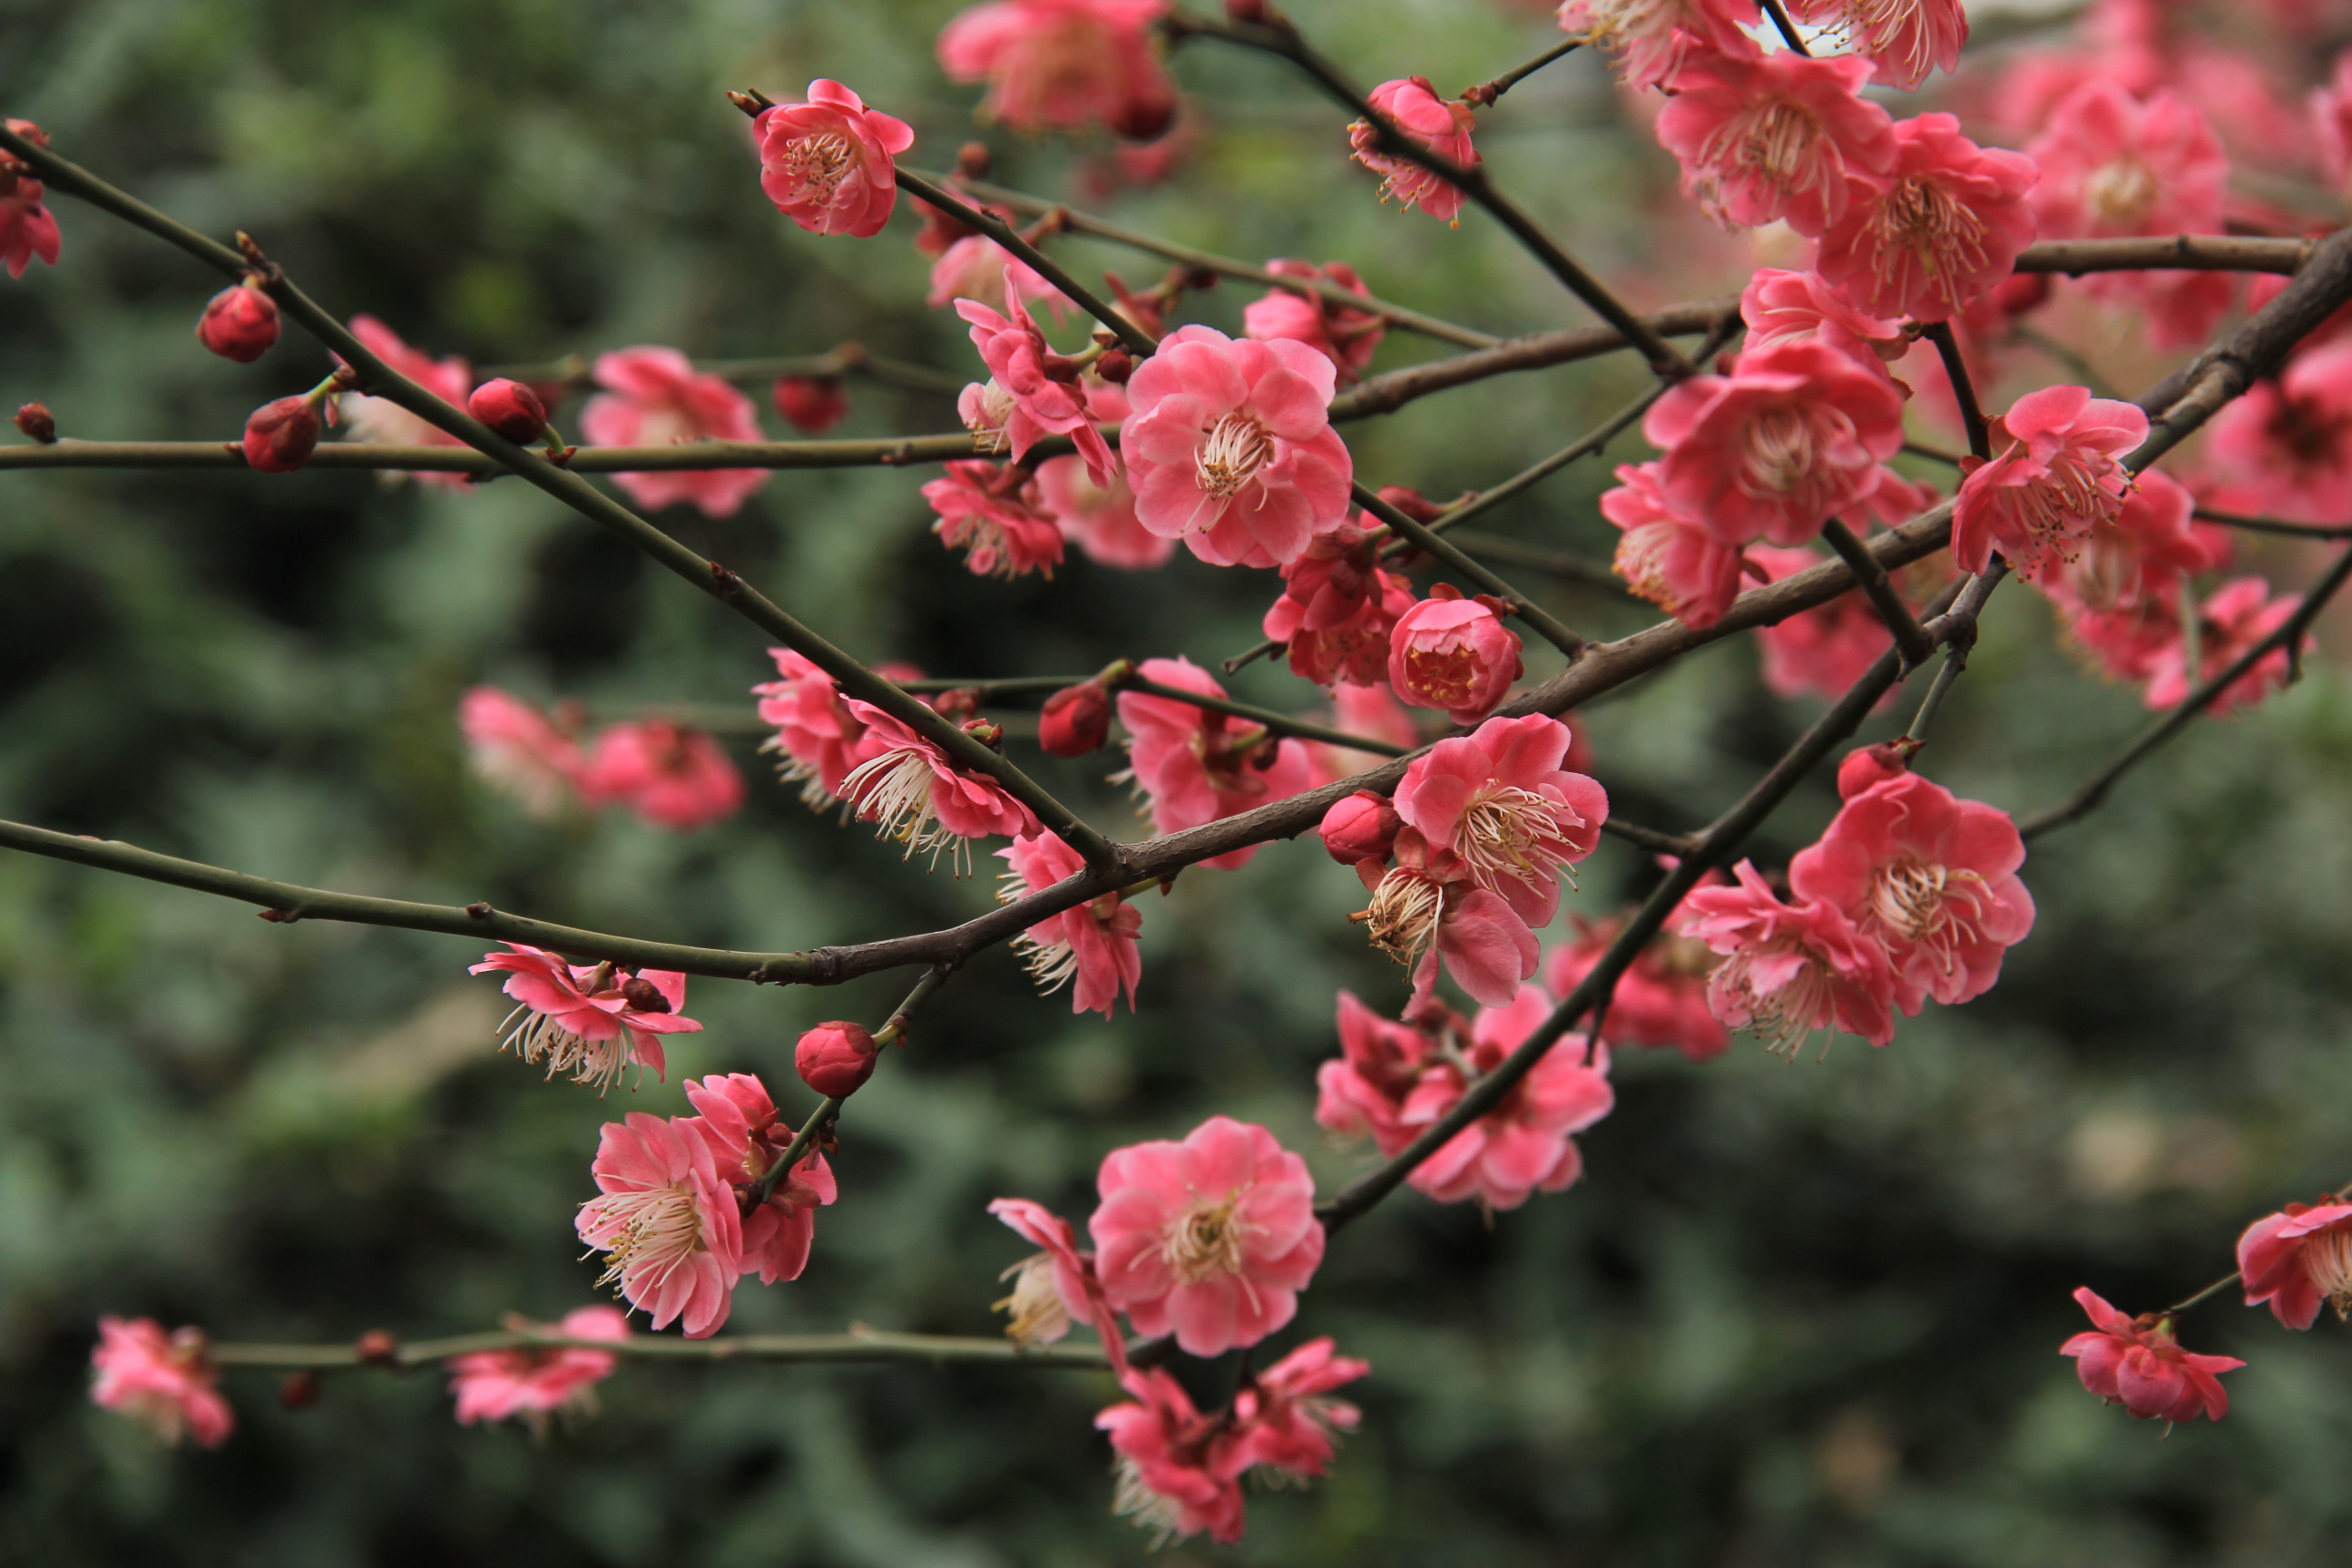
[5,0,2352,1561]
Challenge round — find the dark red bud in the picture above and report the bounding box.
[196,281,281,363]
[1318,789,1400,865]
[1093,348,1135,385]
[13,401,54,443]
[1226,0,1269,21]
[279,1370,322,1411]
[797,1021,880,1099]
[1109,94,1177,142]
[955,141,994,180]
[618,975,672,1014]
[933,687,982,722]
[353,1330,400,1367]
[241,396,320,473]
[466,378,548,444]
[1039,681,1113,756]
[772,375,850,435]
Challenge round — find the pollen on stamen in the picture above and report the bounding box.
[496,1004,635,1094]
[841,745,975,876]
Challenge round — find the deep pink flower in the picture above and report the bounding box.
[1230,1338,1370,1480]
[937,0,1176,141]
[459,686,584,818]
[1557,0,1761,92]
[1090,1115,1324,1357]
[577,720,746,831]
[575,1112,745,1338]
[923,459,1066,580]
[2028,81,2225,245]
[1603,460,1751,629]
[772,375,849,434]
[1739,267,1906,365]
[1745,542,1896,701]
[838,700,1043,869]
[1096,1367,1248,1545]
[1316,990,1450,1154]
[1402,985,1614,1210]
[2024,468,2220,616]
[337,316,473,490]
[1952,385,2149,577]
[684,1073,838,1284]
[1113,656,1317,870]
[1544,916,1730,1061]
[1040,680,1114,757]
[446,1307,630,1429]
[988,1197,1103,1348]
[2060,1287,2240,1424]
[1121,324,1354,568]
[1788,756,2035,1014]
[2066,594,2187,687]
[0,122,60,279]
[196,281,280,362]
[1388,585,1524,722]
[1356,844,1544,1009]
[2239,1200,2352,1330]
[753,648,890,807]
[2142,576,2297,712]
[89,1318,232,1447]
[1318,790,1404,868]
[241,396,322,474]
[1654,51,1896,235]
[752,80,914,240]
[1391,713,1607,930]
[1787,0,1965,91]
[999,830,1142,1015]
[1643,338,1909,547]
[1243,260,1387,382]
[1675,858,1897,1053]
[2204,340,2352,524]
[1814,114,2040,325]
[1034,449,1173,569]
[956,291,1116,485]
[468,944,702,1090]
[1349,77,1478,224]
[579,348,769,517]
[1263,523,1419,688]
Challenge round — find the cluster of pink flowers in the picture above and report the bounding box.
[459,686,744,831]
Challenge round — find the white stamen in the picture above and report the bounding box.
[841,745,974,875]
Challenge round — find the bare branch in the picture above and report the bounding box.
[208,1324,1107,1370]
[1819,517,1936,667]
[893,168,1160,358]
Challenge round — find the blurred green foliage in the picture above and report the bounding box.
[5,0,2352,1563]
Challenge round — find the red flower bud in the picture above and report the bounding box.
[797,1021,880,1099]
[1039,681,1112,756]
[1093,348,1135,386]
[466,377,548,443]
[13,401,54,443]
[1226,0,1269,23]
[352,1329,400,1367]
[1835,741,1911,799]
[1318,789,1400,865]
[772,375,850,435]
[1374,484,1447,524]
[195,281,280,363]
[241,395,320,473]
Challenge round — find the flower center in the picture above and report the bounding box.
[1718,941,1838,1059]
[1455,783,1578,893]
[497,1004,634,1094]
[780,132,858,201]
[1865,173,1990,317]
[1359,865,1446,970]
[964,379,1016,450]
[994,1252,1074,1346]
[587,1183,703,1292]
[1162,1192,1251,1284]
[1195,412,1274,501]
[1740,402,1854,511]
[633,405,700,446]
[2084,158,2160,229]
[1577,0,1679,44]
[1999,447,2122,568]
[1864,855,1990,970]
[1702,100,1837,210]
[1400,639,1485,707]
[842,746,969,874]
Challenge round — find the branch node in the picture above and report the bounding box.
[257,907,299,924]
[464,901,494,919]
[710,561,743,598]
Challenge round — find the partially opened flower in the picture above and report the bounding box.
[998,829,1142,1015]
[446,1307,630,1431]
[937,0,1177,141]
[1348,78,1478,223]
[2060,1288,2240,1423]
[1391,713,1607,929]
[1401,984,1615,1211]
[927,230,1055,316]
[923,460,1066,578]
[838,700,1043,870]
[1653,52,1896,235]
[578,720,746,831]
[1097,1367,1248,1545]
[2142,576,2297,713]
[576,1112,745,1338]
[580,348,769,517]
[1603,460,1751,629]
[337,315,473,489]
[987,1197,1103,1348]
[1675,858,1897,1054]
[1230,1338,1370,1481]
[2239,1200,2352,1329]
[1263,522,1419,689]
[1813,114,2039,324]
[1354,838,1543,1009]
[468,945,703,1091]
[752,80,915,239]
[1316,990,1450,1154]
[90,1318,233,1448]
[1243,260,1387,382]
[956,290,1116,485]
[754,648,889,808]
[1787,0,1966,90]
[459,686,584,818]
[1388,586,1524,723]
[1953,385,2150,577]
[1739,268,1906,366]
[1114,656,1317,869]
[1558,0,1761,91]
[684,1073,838,1284]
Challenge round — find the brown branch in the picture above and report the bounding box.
[208,1324,1107,1370]
[892,169,1160,358]
[1921,321,1992,461]
[0,436,991,474]
[483,344,969,397]
[1442,531,1639,600]
[1758,0,1812,53]
[1819,517,1936,667]
[2012,235,2314,276]
[1329,301,1738,420]
[755,965,953,1204]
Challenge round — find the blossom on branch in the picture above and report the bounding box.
[1113,655,1316,869]
[241,395,324,474]
[89,1318,232,1448]
[1653,51,1896,235]
[1229,1338,1369,1481]
[2239,1200,2352,1329]
[1675,858,1896,1054]
[685,1072,838,1284]
[468,945,703,1091]
[575,1112,745,1338]
[1401,985,1615,1210]
[2203,339,2352,524]
[1604,460,1750,630]
[2142,576,2298,712]
[1243,260,1387,382]
[1034,448,1171,569]
[987,1197,1102,1348]
[922,459,1067,578]
[336,315,474,489]
[1354,844,1542,1008]
[1349,77,1479,224]
[2060,1287,2240,1423]
[927,229,1056,317]
[754,648,895,808]
[196,280,279,362]
[1787,0,1966,91]
[1544,916,1730,1061]
[794,1022,879,1098]
[578,720,746,831]
[580,348,769,518]
[446,1307,629,1431]
[1557,0,1760,92]
[838,700,1043,870]
[0,120,59,278]
[751,80,914,240]
[956,289,1117,485]
[1813,114,2039,324]
[772,374,849,434]
[1264,521,1418,688]
[2024,468,2220,618]
[998,829,1142,1015]
[1740,268,1906,365]
[459,686,585,818]
[1392,713,1607,930]
[1388,585,1524,723]
[1744,542,1904,702]
[1952,384,2149,577]
[936,0,1176,141]
[1316,990,1451,1155]
[1098,1367,1248,1545]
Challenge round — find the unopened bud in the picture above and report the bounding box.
[1226,0,1269,21]
[618,975,672,1014]
[1318,789,1400,865]
[1109,95,1176,142]
[1039,681,1112,756]
[1836,741,1910,799]
[1093,348,1135,386]
[279,1370,322,1411]
[241,395,320,473]
[466,377,548,444]
[196,280,281,363]
[797,1021,880,1099]
[353,1329,400,1367]
[772,375,850,435]
[13,400,54,443]
[955,142,994,180]
[1374,485,1446,524]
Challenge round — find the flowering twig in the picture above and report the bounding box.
[1115,673,1413,756]
[207,1324,1107,1370]
[1334,300,1740,419]
[754,966,954,1206]
[1459,36,1584,108]
[1819,517,1937,667]
[1354,483,1588,657]
[1920,322,1992,461]
[2192,505,2352,541]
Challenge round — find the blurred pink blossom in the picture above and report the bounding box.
[580,348,769,517]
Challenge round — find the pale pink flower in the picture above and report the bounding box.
[1229,1338,1369,1481]
[1642,338,1909,547]
[1034,450,1173,569]
[1739,267,1905,365]
[1788,0,1966,91]
[1316,990,1450,1155]
[998,830,1142,1015]
[89,1318,232,1447]
[0,122,60,279]
[922,459,1066,578]
[1387,585,1524,723]
[1789,755,2035,1014]
[1675,858,1897,1053]
[1263,522,1419,689]
[1654,52,1896,235]
[1114,656,1317,870]
[459,686,584,818]
[2024,468,2220,616]
[1243,260,1387,382]
[579,348,768,517]
[1090,1115,1324,1357]
[1952,384,2149,577]
[2239,1200,2352,1330]
[1354,840,1543,1008]
[2060,1287,2240,1424]
[1402,985,1615,1210]
[338,315,473,490]
[446,1306,630,1429]
[577,720,746,831]
[575,1112,744,1338]
[1120,324,1354,568]
[2203,340,2352,524]
[683,1073,838,1284]
[1745,542,1895,701]
[1558,0,1761,92]
[468,945,702,1090]
[2142,576,2297,713]
[988,1197,1102,1348]
[1814,114,2039,324]
[926,231,1055,316]
[1603,460,1751,629]
[1096,1367,1248,1545]
[839,700,1043,870]
[1544,916,1730,1061]
[753,647,888,807]
[752,80,914,240]
[2027,81,2226,244]
[956,291,1117,485]
[1391,713,1608,930]
[936,0,1176,141]
[1348,77,1478,224]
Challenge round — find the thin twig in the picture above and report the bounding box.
[893,169,1160,358]
[1820,518,1936,667]
[2011,235,2313,276]
[1921,322,1992,461]
[1443,532,1640,599]
[1118,674,1413,757]
[755,965,954,1205]
[483,346,969,397]
[1462,36,1583,105]
[2193,505,2352,541]
[1355,483,1587,657]
[1758,0,1812,53]
[207,1324,1107,1370]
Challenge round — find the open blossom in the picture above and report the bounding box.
[1121,324,1354,568]
[956,291,1116,485]
[923,459,1066,578]
[446,1307,630,1429]
[1243,260,1387,382]
[1557,0,1760,92]
[1789,751,2035,1015]
[1389,585,1524,722]
[1545,916,1730,1061]
[1114,656,1316,870]
[684,1073,838,1284]
[839,700,1041,870]
[1953,385,2149,577]
[998,830,1142,1016]
[2203,340,2352,524]
[1091,1115,1324,1357]
[1034,448,1172,569]
[468,944,702,1091]
[1403,985,1615,1210]
[1814,114,2039,325]
[1355,841,1543,1008]
[1263,522,1418,688]
[338,315,473,489]
[0,122,60,278]
[580,348,769,518]
[1230,1338,1369,1480]
[2060,1288,2240,1424]
[1392,713,1607,930]
[1098,1368,1247,1546]
[936,0,1176,141]
[754,648,885,807]
[1644,338,1909,547]
[578,720,746,831]
[1653,52,1896,235]
[927,230,1054,316]
[1746,543,1896,701]
[2028,81,2225,243]
[1788,0,1966,91]
[1317,990,1449,1155]
[2142,576,2297,712]
[90,1318,233,1447]
[2239,1200,2352,1329]
[1349,77,1478,223]
[1676,858,1897,1054]
[988,1197,1102,1348]
[575,1112,744,1338]
[1604,460,1750,629]
[1740,268,1906,366]
[753,81,913,240]
[2025,469,2220,616]
[459,686,583,818]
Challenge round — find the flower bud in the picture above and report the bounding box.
[1318,789,1400,865]
[466,378,548,444]
[1226,0,1269,22]
[241,395,320,473]
[13,400,54,443]
[352,1329,400,1367]
[1374,484,1446,524]
[618,975,672,1014]
[772,375,850,435]
[195,281,280,363]
[1835,741,1910,799]
[1093,348,1135,386]
[797,1021,880,1099]
[278,1370,322,1411]
[1039,681,1112,756]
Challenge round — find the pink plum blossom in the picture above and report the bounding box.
[578,720,746,831]
[936,0,1176,141]
[922,459,1066,578]
[2024,468,2220,617]
[446,1307,630,1430]
[956,290,1116,485]
[684,1073,838,1284]
[1034,450,1173,569]
[1603,460,1751,629]
[1402,985,1615,1210]
[1545,916,1730,1061]
[2060,1287,2240,1423]
[927,230,1055,317]
[580,348,769,517]
[1952,384,2149,577]
[1745,543,1896,701]
[752,81,914,240]
[1263,522,1419,689]
[0,122,59,279]
[1739,268,1906,366]
[89,1318,233,1447]
[1349,77,1478,224]
[1316,990,1451,1155]
[1813,114,2039,324]
[838,700,1042,870]
[1356,837,1545,1009]
[1675,858,1897,1053]
[2239,1200,2352,1329]
[1391,713,1608,929]
[468,945,702,1091]
[2203,340,2352,524]
[459,686,584,818]
[754,648,892,807]
[1120,324,1354,568]
[1114,656,1317,870]
[575,1112,744,1338]
[998,830,1142,1015]
[1788,0,1966,91]
[2027,81,2226,245]
[988,1197,1103,1348]
[338,315,473,490]
[1653,52,1896,235]
[1243,260,1387,382]
[1097,1367,1248,1545]
[1229,1338,1369,1480]
[1557,0,1761,92]
[2142,576,2297,713]
[1388,585,1524,723]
